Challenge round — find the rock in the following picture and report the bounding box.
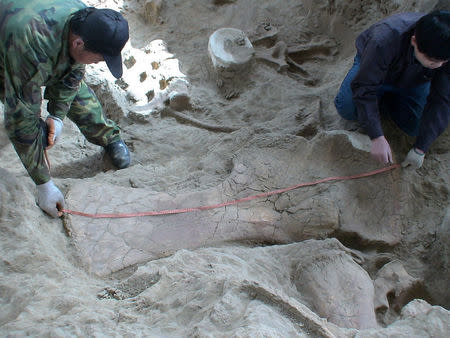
[374,260,420,311]
[292,239,378,329]
[168,91,192,111]
[354,300,450,337]
[400,299,433,318]
[86,39,189,123]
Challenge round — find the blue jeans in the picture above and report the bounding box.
[334,54,431,137]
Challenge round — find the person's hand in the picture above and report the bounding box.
[371,136,393,164]
[45,116,63,149]
[37,180,65,218]
[401,148,425,169]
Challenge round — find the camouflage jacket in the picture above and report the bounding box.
[0,0,86,184]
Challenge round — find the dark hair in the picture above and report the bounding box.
[415,10,450,60]
[69,7,97,53]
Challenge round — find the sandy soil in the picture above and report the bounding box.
[1,0,449,336]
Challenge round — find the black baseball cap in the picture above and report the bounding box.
[76,8,129,78]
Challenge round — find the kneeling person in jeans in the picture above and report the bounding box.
[334,10,449,169]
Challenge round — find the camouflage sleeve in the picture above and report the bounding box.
[1,0,86,185]
[44,64,85,120]
[3,22,56,185]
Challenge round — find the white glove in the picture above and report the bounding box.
[45,115,63,148]
[37,180,65,218]
[401,148,425,169]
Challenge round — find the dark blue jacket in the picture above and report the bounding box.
[351,12,449,152]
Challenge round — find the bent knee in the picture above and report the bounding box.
[334,95,357,121]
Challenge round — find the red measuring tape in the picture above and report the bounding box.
[62,164,400,218]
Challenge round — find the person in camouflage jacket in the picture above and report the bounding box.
[0,0,131,217]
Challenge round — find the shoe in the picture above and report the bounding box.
[105,139,130,169]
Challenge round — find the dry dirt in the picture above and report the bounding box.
[0,0,449,336]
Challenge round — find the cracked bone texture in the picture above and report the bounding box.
[65,131,418,276]
[66,133,346,276]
